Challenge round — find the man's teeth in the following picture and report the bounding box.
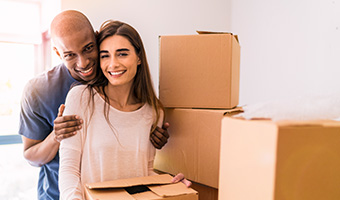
[81,67,92,73]
[109,71,125,75]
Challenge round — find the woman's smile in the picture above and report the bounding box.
[108,70,126,77]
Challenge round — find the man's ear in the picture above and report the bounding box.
[53,47,61,59]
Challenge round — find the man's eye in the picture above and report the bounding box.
[64,54,75,60]
[85,45,93,51]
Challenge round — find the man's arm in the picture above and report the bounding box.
[22,104,82,167]
[150,122,170,149]
[22,132,60,167]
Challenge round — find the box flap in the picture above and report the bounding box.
[149,182,198,197]
[196,31,239,43]
[223,107,244,115]
[86,174,173,189]
[196,30,232,35]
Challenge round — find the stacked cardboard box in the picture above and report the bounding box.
[219,117,340,200]
[154,32,241,200]
[159,32,240,109]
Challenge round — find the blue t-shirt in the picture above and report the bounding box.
[19,63,79,200]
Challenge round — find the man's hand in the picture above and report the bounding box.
[172,173,192,187]
[53,104,83,142]
[150,122,170,149]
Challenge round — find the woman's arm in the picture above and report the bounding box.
[59,86,85,199]
[59,143,83,200]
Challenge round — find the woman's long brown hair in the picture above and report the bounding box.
[85,20,164,134]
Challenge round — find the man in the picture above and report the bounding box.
[19,10,169,200]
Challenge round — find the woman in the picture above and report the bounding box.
[59,20,165,199]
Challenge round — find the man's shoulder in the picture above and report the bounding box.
[23,64,74,100]
[26,64,71,90]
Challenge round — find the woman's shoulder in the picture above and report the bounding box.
[67,85,93,100]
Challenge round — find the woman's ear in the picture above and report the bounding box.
[137,58,141,65]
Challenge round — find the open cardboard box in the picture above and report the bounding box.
[85,174,198,200]
[219,117,340,200]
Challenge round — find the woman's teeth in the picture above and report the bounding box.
[109,71,125,75]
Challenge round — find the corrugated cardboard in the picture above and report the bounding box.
[154,170,218,200]
[159,32,240,109]
[154,107,243,188]
[85,174,198,200]
[190,181,218,200]
[219,117,340,200]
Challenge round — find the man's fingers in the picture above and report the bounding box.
[58,104,65,117]
[55,126,82,135]
[54,115,81,124]
[150,136,161,149]
[150,132,167,148]
[55,131,77,142]
[162,122,170,130]
[54,119,82,131]
[155,126,169,139]
[150,123,169,149]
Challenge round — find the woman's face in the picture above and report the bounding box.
[99,35,141,88]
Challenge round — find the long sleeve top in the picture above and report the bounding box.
[59,85,162,199]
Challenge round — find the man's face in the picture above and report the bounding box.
[53,28,98,82]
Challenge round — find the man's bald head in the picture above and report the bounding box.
[50,10,94,41]
[50,10,98,83]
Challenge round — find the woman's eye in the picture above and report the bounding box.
[100,54,109,59]
[118,52,128,57]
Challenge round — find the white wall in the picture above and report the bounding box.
[61,0,231,96]
[231,0,340,105]
[61,0,340,106]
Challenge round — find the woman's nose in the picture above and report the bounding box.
[109,56,120,68]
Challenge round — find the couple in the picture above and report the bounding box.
[19,10,189,200]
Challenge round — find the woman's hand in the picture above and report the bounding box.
[172,173,192,187]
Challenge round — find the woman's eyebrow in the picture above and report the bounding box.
[116,48,130,52]
[99,50,109,54]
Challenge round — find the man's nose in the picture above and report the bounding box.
[76,56,90,69]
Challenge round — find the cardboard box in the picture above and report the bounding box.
[154,170,218,200]
[154,107,242,188]
[190,181,218,200]
[159,32,240,109]
[219,117,340,200]
[85,174,198,200]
